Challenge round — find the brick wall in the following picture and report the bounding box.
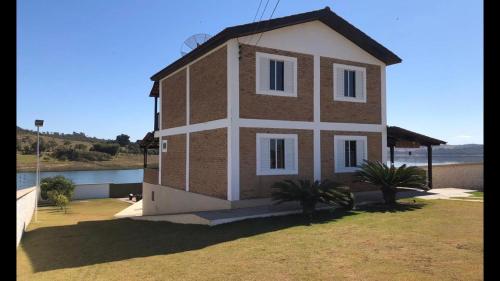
[161,134,186,190]
[189,128,228,199]
[239,128,314,199]
[321,131,382,192]
[239,44,314,121]
[320,57,381,124]
[190,46,227,124]
[162,69,187,129]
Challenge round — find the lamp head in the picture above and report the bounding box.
[35,120,44,127]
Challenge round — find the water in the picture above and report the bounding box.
[392,155,483,167]
[17,169,144,190]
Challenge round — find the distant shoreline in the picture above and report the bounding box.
[17,165,143,173]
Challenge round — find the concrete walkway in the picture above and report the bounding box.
[113,188,481,226]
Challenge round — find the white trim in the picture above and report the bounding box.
[155,119,229,137]
[239,118,384,132]
[380,65,388,164]
[313,55,321,181]
[227,39,240,201]
[333,63,367,103]
[256,133,299,176]
[158,80,163,185]
[255,52,298,97]
[186,66,190,191]
[333,135,368,173]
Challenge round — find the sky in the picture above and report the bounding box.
[17,0,483,144]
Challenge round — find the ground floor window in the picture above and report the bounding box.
[256,133,298,175]
[334,135,367,173]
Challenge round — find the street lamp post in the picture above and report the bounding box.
[34,119,44,222]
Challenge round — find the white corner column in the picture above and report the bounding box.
[186,66,190,191]
[380,65,388,164]
[227,39,240,201]
[313,54,321,181]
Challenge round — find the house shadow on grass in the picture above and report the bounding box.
[21,201,425,272]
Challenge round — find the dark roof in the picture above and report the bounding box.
[149,81,159,97]
[150,7,402,82]
[387,126,446,147]
[139,131,159,148]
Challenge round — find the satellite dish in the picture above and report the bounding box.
[180,33,212,56]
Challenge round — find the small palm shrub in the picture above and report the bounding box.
[40,176,75,201]
[271,179,354,216]
[354,160,427,205]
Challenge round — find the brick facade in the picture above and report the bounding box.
[320,57,381,124]
[239,128,314,199]
[161,134,186,190]
[189,128,228,199]
[190,46,228,124]
[162,69,186,129]
[239,44,314,121]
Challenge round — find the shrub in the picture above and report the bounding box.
[47,190,69,213]
[52,148,112,161]
[271,179,354,217]
[22,145,34,154]
[46,140,58,151]
[126,143,141,154]
[91,143,120,156]
[41,176,75,201]
[74,143,88,150]
[354,160,428,205]
[30,138,47,152]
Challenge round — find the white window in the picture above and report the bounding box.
[256,52,297,97]
[161,140,168,153]
[256,133,298,175]
[334,135,367,173]
[333,63,366,103]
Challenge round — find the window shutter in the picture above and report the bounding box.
[260,138,271,172]
[259,57,270,91]
[284,60,295,94]
[284,138,295,171]
[355,70,364,99]
[335,67,345,98]
[335,139,345,171]
[356,139,366,167]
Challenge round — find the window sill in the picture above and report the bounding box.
[257,169,298,176]
[334,167,361,173]
[333,96,366,103]
[256,90,297,97]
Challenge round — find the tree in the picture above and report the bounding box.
[115,134,131,147]
[40,176,75,201]
[271,179,354,217]
[47,190,69,213]
[30,137,47,153]
[91,143,120,156]
[354,160,428,205]
[63,140,72,146]
[46,139,58,151]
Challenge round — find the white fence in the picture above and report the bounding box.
[17,186,37,247]
[73,184,110,200]
[423,163,483,189]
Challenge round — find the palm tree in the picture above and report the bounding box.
[354,160,428,205]
[271,179,354,216]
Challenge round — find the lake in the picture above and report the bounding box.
[17,169,144,190]
[393,154,483,167]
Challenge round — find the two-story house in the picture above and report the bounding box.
[141,7,404,215]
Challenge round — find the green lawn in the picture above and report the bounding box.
[17,198,483,281]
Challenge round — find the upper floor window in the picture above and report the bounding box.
[334,135,367,173]
[256,52,297,97]
[333,63,366,103]
[256,133,298,175]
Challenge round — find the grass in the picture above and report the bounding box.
[451,191,484,201]
[16,153,152,172]
[17,198,483,281]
